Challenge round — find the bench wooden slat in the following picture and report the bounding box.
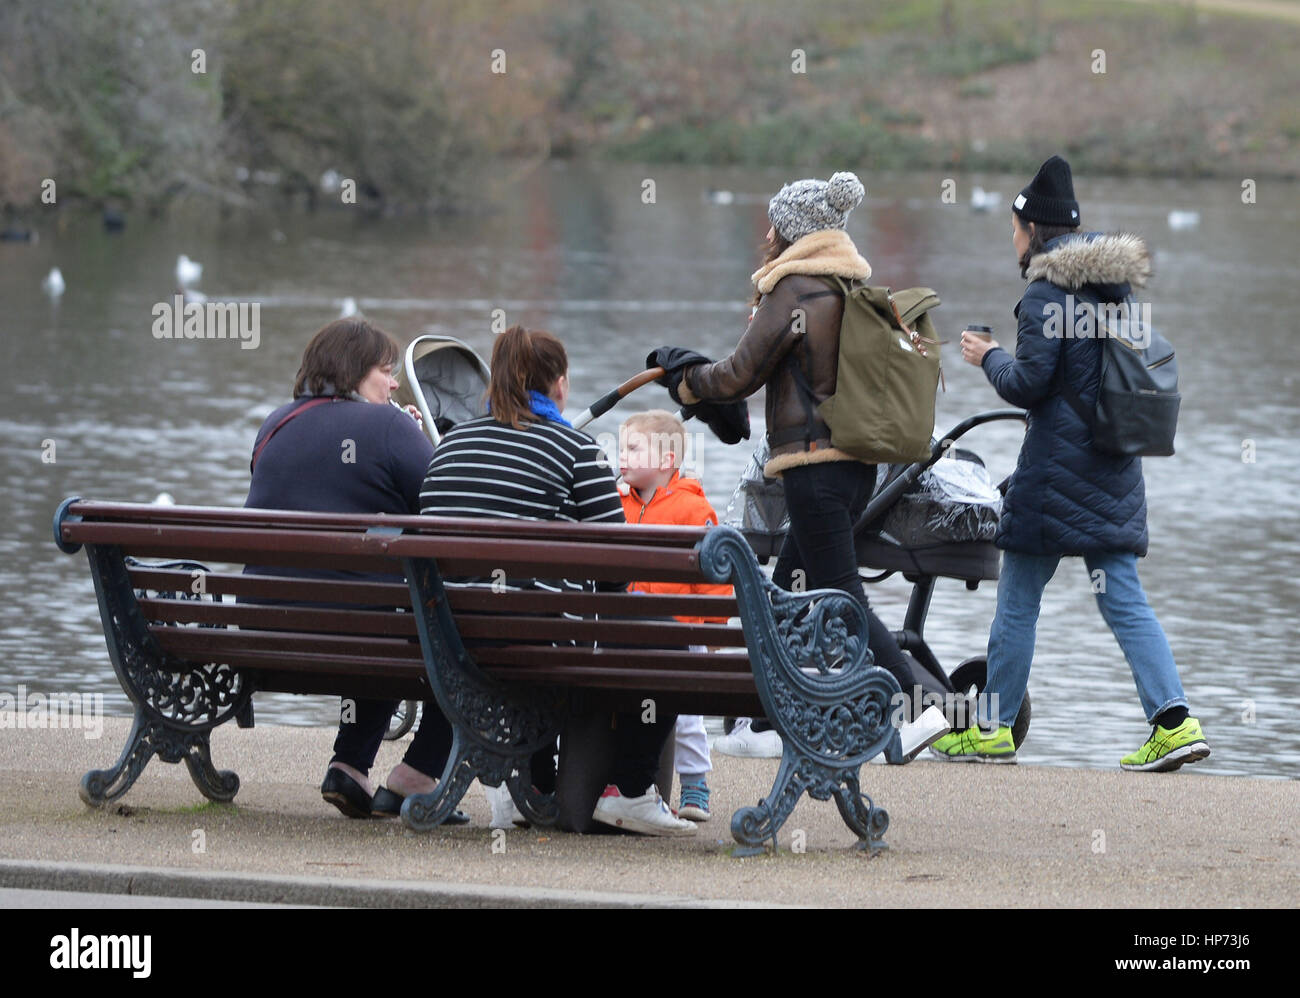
[161,648,426,681]
[150,615,751,664]
[481,665,757,692]
[252,671,430,700]
[69,501,711,547]
[455,616,745,647]
[150,626,423,662]
[470,645,752,674]
[71,522,705,582]
[129,569,410,606]
[137,597,746,647]
[128,567,739,617]
[445,586,736,618]
[149,625,751,678]
[138,598,419,636]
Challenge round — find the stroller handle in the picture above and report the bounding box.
[852,408,1027,537]
[573,367,666,430]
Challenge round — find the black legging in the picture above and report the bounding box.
[331,697,453,778]
[772,460,915,691]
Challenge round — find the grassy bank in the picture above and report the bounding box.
[600,0,1300,179]
[1,0,1296,216]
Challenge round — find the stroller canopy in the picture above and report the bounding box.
[394,335,490,436]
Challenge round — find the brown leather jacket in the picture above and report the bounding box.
[680,273,859,475]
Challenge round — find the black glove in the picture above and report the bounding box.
[646,346,750,443]
[647,346,710,404]
[683,399,750,445]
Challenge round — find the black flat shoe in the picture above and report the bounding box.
[371,786,405,818]
[371,785,470,825]
[321,768,373,819]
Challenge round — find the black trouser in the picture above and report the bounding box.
[773,461,915,692]
[609,713,676,798]
[331,697,453,780]
[526,609,679,798]
[528,712,673,798]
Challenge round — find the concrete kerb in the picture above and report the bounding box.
[0,859,783,909]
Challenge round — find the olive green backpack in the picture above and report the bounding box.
[810,277,942,465]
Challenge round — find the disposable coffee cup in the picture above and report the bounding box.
[965,324,994,341]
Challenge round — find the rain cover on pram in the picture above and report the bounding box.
[722,437,1002,562]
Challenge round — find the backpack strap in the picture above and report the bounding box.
[1053,343,1093,429]
[1053,298,1108,433]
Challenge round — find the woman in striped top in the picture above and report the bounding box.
[419,326,695,836]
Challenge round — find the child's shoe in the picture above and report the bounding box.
[677,777,711,822]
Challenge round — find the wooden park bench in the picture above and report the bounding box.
[53,497,907,854]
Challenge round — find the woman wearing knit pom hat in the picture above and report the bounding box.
[648,170,933,761]
[944,155,1210,771]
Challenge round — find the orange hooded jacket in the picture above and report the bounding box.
[621,471,733,624]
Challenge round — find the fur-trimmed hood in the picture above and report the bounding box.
[1025,232,1151,291]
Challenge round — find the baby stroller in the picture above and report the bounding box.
[725,409,1031,748]
[383,334,493,739]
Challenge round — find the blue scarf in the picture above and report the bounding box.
[486,390,572,427]
[527,390,572,427]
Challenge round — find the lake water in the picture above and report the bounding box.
[3,161,1297,779]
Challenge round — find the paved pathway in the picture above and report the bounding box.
[1,719,1294,907]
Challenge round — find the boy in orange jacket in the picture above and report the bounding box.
[619,410,730,821]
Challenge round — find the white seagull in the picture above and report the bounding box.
[42,267,65,298]
[176,254,203,286]
[971,186,1002,212]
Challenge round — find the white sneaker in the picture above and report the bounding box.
[895,705,951,763]
[713,717,783,758]
[484,782,527,829]
[592,784,696,836]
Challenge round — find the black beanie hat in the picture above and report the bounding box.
[1013,155,1080,227]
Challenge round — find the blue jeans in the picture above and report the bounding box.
[985,549,1188,727]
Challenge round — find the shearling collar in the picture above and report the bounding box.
[752,229,872,295]
[1025,232,1151,290]
[763,445,862,477]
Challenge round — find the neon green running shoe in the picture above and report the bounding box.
[929,725,1017,763]
[1120,717,1210,772]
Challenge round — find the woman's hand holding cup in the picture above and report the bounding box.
[960,324,998,366]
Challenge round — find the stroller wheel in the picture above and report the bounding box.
[948,657,1031,750]
[384,699,419,741]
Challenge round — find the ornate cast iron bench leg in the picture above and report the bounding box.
[401,557,564,831]
[76,547,250,807]
[80,712,240,806]
[698,528,900,856]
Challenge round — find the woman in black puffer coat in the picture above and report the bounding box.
[940,156,1209,772]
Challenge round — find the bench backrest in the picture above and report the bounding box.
[55,499,757,711]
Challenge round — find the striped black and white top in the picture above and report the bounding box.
[419,416,624,523]
[419,416,625,594]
